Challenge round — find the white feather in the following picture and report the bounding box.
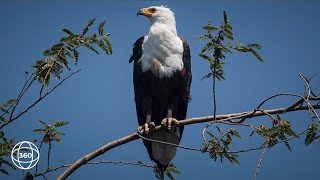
[140,6,184,78]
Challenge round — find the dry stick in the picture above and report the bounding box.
[253,144,268,180]
[57,103,320,180]
[0,69,81,129]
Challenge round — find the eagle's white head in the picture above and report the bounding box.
[137,5,177,35]
[137,5,183,78]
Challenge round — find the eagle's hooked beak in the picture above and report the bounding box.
[137,9,144,17]
[137,8,154,17]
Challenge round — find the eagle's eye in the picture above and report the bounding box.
[149,8,156,13]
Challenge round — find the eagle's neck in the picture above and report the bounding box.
[141,18,184,79]
[149,16,177,35]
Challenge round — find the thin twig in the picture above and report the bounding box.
[0,69,81,129]
[35,160,154,177]
[40,174,48,180]
[1,73,35,118]
[138,134,203,152]
[47,140,52,170]
[35,138,45,175]
[253,144,268,180]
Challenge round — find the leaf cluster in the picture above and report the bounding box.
[305,122,320,146]
[197,11,262,80]
[202,126,241,164]
[252,115,300,152]
[0,131,16,175]
[34,120,69,143]
[33,18,112,86]
[0,99,15,124]
[154,163,181,180]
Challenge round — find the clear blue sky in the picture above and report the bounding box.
[1,1,319,180]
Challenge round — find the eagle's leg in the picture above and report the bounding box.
[138,97,155,135]
[161,107,178,130]
[138,115,155,134]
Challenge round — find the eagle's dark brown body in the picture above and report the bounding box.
[129,37,192,170]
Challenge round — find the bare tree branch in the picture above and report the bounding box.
[0,69,81,129]
[253,143,268,180]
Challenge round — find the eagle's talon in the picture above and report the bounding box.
[161,117,178,131]
[137,126,144,134]
[138,122,156,135]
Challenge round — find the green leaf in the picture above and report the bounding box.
[229,128,241,139]
[2,159,16,170]
[199,53,214,62]
[249,49,263,62]
[223,10,229,25]
[225,28,233,36]
[201,42,215,54]
[83,18,96,35]
[55,131,65,136]
[2,99,15,107]
[276,114,281,121]
[85,44,99,55]
[62,29,75,36]
[201,72,213,81]
[216,126,224,134]
[98,20,106,36]
[284,141,292,152]
[33,129,46,132]
[39,120,47,127]
[226,153,240,164]
[73,50,79,62]
[0,168,9,175]
[203,25,220,32]
[54,121,69,127]
[0,116,7,122]
[247,43,261,49]
[225,23,233,31]
[206,131,215,138]
[51,43,64,51]
[53,135,62,142]
[284,126,300,138]
[305,123,318,146]
[166,172,175,180]
[103,37,112,54]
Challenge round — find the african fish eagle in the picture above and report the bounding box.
[129,6,192,172]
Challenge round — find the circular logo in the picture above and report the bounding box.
[11,141,40,170]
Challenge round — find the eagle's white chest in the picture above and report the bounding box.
[140,24,184,78]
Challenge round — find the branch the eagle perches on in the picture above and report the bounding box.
[57,77,320,180]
